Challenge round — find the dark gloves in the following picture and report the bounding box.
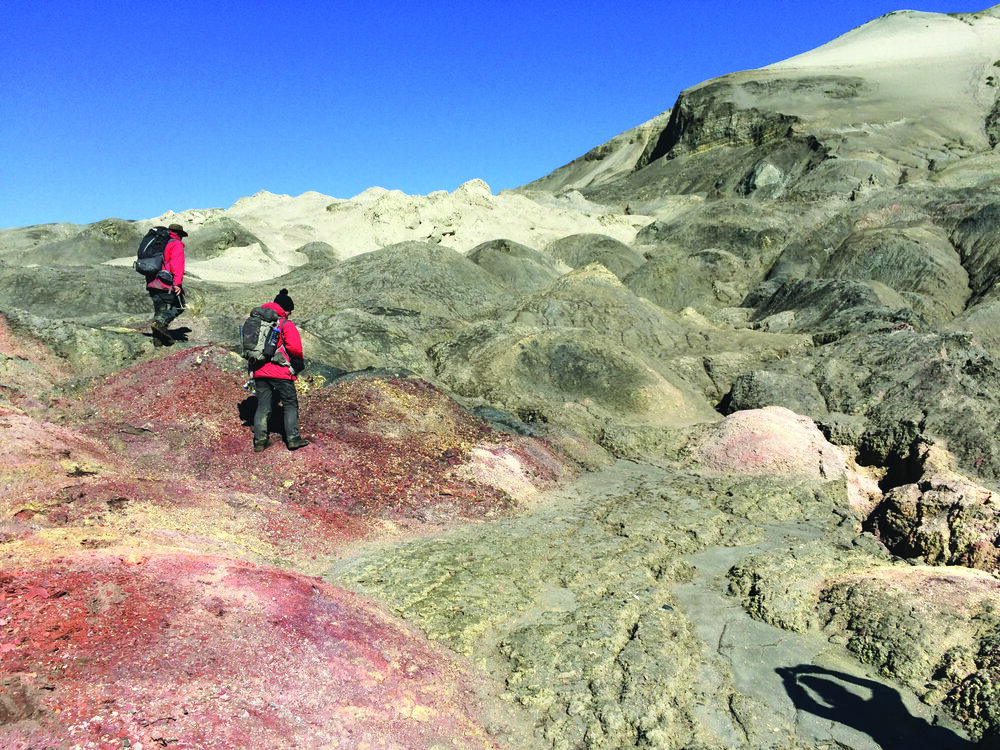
[291,357,305,374]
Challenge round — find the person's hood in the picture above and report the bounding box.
[261,301,289,318]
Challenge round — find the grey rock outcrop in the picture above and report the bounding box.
[183,215,267,261]
[724,370,828,417]
[1,218,144,266]
[543,233,645,279]
[466,238,564,293]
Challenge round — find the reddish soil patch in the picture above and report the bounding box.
[0,340,577,747]
[0,552,500,749]
[63,346,570,548]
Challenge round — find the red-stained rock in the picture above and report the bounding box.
[0,336,582,747]
[1,345,574,572]
[67,347,572,535]
[0,407,123,497]
[0,552,500,749]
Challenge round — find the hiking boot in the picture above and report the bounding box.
[286,436,310,451]
[253,437,272,453]
[151,320,173,346]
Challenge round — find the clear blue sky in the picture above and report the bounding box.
[0,1,977,228]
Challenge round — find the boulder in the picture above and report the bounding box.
[866,443,1000,572]
[693,405,847,480]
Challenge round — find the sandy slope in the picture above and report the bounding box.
[146,179,653,283]
[767,8,1000,70]
[761,8,1000,148]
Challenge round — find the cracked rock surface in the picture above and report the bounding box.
[331,459,976,749]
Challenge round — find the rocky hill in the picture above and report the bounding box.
[3,6,1000,749]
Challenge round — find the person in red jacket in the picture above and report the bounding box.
[148,223,187,346]
[252,289,309,452]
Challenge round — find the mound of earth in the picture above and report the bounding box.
[543,233,645,279]
[466,238,567,293]
[1,552,500,750]
[0,334,580,748]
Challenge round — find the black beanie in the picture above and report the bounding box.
[274,288,294,313]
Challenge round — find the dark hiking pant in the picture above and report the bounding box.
[148,288,183,326]
[253,377,301,443]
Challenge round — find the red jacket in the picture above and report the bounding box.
[252,302,303,380]
[146,232,186,290]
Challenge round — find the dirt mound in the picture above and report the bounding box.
[695,406,848,479]
[0,552,499,749]
[0,344,576,568]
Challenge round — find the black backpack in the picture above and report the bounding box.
[240,306,283,365]
[134,226,172,278]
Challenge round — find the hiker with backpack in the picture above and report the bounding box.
[244,289,309,452]
[137,223,187,346]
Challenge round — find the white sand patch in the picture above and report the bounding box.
[699,8,1000,165]
[767,10,1000,70]
[185,243,294,283]
[760,7,1000,127]
[103,243,299,283]
[457,445,544,503]
[145,180,652,285]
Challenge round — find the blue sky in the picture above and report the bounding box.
[0,1,977,228]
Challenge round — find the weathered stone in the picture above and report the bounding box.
[330,240,510,319]
[180,215,268,261]
[624,247,746,313]
[694,406,848,480]
[865,443,1000,572]
[950,202,1000,304]
[466,238,565,293]
[724,370,828,417]
[543,233,644,279]
[821,223,969,324]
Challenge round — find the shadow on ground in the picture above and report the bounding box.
[237,394,294,444]
[778,665,977,749]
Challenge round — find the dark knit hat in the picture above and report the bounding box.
[274,288,294,313]
[168,223,188,237]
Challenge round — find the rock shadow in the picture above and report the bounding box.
[777,665,976,749]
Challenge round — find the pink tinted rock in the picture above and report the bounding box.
[697,406,848,480]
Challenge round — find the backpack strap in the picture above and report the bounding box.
[274,320,295,374]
